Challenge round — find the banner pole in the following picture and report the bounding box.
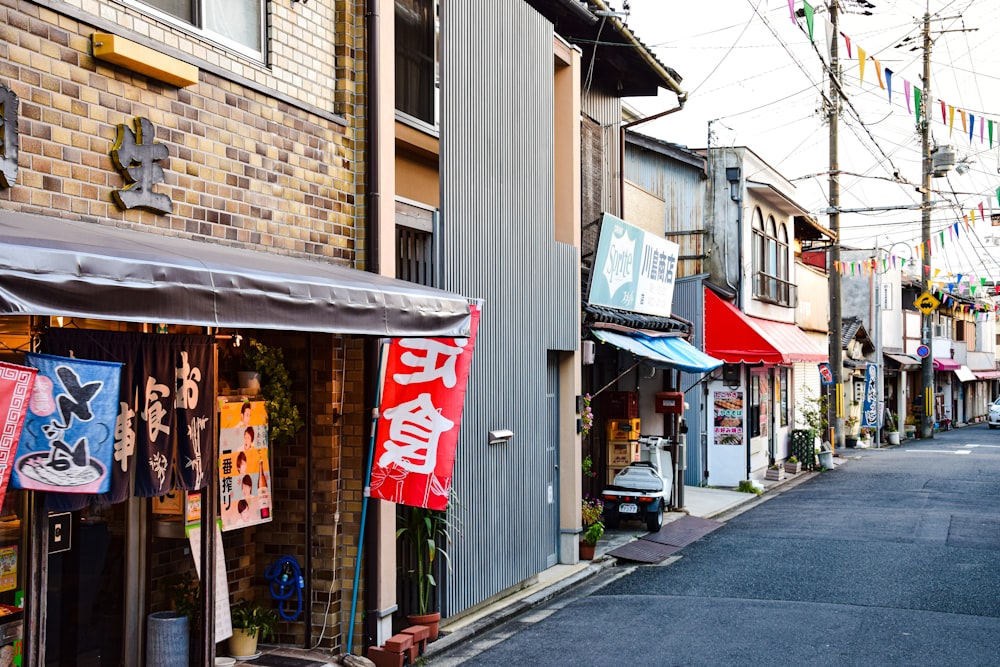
[346,339,389,655]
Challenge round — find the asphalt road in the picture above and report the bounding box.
[428,425,1000,666]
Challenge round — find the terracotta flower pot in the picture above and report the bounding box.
[406,612,441,642]
[579,541,596,560]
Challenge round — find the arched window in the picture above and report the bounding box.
[766,216,778,299]
[777,223,789,303]
[752,208,765,278]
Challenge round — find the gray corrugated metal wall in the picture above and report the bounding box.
[440,0,578,616]
[674,275,710,486]
[583,92,622,216]
[625,141,706,276]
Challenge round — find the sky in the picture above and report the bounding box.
[619,0,1000,285]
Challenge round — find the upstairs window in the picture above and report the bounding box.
[396,0,438,125]
[752,208,765,277]
[133,0,265,59]
[752,210,794,306]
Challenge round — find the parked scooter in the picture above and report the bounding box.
[601,436,673,532]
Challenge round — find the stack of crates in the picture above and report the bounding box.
[606,417,640,485]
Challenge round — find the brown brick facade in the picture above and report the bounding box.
[0,0,372,658]
[0,0,363,261]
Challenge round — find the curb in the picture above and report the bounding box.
[424,558,617,658]
[423,470,818,661]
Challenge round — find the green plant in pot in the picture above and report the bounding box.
[244,338,304,444]
[396,502,457,641]
[229,598,278,658]
[579,496,604,560]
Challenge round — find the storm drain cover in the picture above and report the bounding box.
[605,539,681,563]
[643,515,723,547]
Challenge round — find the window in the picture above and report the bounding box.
[396,0,437,124]
[777,223,789,281]
[395,199,439,287]
[752,211,794,306]
[777,368,788,427]
[766,217,777,300]
[752,208,765,277]
[134,0,264,57]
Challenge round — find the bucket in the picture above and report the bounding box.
[146,611,189,667]
[818,451,834,469]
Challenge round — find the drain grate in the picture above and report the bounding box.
[605,539,681,563]
[606,516,723,564]
[643,515,723,547]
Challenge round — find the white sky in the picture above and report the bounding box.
[621,0,1000,284]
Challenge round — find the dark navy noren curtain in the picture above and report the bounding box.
[42,329,215,508]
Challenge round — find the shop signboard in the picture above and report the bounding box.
[218,401,272,530]
[587,213,679,318]
[370,304,481,511]
[713,391,744,445]
[861,363,879,428]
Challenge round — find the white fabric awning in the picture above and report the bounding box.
[954,365,977,383]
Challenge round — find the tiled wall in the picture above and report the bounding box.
[0,0,362,261]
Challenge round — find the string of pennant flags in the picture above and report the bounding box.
[788,1,1000,161]
[832,213,1000,314]
[789,0,1000,294]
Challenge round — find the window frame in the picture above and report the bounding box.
[752,208,765,279]
[126,0,267,62]
[395,0,439,126]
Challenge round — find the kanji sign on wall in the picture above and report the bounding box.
[370,304,480,510]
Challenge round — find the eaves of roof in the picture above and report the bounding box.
[526,0,684,99]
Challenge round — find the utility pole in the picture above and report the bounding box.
[919,11,934,439]
[828,0,843,451]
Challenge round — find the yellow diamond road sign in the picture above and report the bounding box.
[914,291,940,315]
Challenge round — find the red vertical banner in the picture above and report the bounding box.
[370,304,480,510]
[0,362,37,510]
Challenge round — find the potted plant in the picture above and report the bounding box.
[884,412,901,445]
[783,455,801,475]
[904,414,917,439]
[844,415,860,448]
[147,572,200,667]
[229,598,278,658]
[243,338,304,444]
[859,427,873,448]
[795,388,829,467]
[765,463,785,482]
[579,496,604,560]
[396,503,456,641]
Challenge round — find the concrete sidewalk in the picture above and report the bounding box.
[426,467,825,659]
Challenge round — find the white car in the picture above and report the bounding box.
[990,396,1000,429]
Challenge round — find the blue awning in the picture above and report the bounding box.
[592,330,723,374]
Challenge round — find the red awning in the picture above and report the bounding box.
[704,289,828,364]
[933,357,960,371]
[974,370,1000,380]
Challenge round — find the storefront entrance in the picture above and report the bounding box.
[45,506,126,666]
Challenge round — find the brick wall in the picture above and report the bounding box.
[0,0,362,261]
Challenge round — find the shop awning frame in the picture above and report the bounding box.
[591,329,723,374]
[704,288,827,364]
[0,211,472,336]
[884,352,921,371]
[933,357,961,371]
[954,365,977,383]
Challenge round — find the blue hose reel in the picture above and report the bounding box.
[265,555,304,621]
